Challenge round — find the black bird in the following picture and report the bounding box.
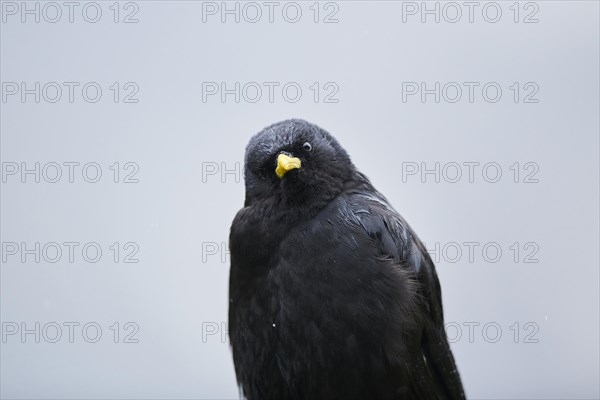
[228,119,465,400]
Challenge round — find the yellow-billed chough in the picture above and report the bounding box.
[228,119,465,400]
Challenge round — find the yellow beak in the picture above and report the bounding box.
[275,153,302,178]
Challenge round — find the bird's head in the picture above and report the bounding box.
[243,119,355,210]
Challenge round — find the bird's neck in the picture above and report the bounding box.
[246,171,371,229]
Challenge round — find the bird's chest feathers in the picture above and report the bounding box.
[242,215,367,321]
[231,199,392,353]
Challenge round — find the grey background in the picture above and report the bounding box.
[1,1,599,399]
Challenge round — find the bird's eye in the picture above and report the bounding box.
[302,142,312,152]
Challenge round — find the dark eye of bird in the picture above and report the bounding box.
[302,142,312,152]
[258,162,271,180]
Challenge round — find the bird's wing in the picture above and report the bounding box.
[347,189,466,400]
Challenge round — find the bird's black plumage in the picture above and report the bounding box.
[228,119,465,400]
